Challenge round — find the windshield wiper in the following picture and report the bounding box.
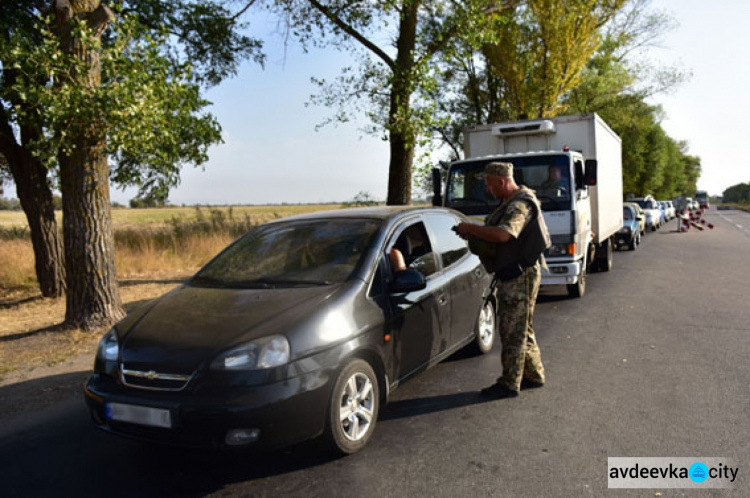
[255,277,334,287]
[448,197,489,206]
[190,275,227,288]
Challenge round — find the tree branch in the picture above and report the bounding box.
[307,0,395,70]
[230,0,258,22]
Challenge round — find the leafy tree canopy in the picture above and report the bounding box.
[0,0,264,199]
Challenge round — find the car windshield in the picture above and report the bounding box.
[623,208,633,220]
[446,155,572,214]
[635,199,657,210]
[191,219,381,288]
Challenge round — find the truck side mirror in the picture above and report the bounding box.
[584,159,598,187]
[574,161,584,190]
[431,168,443,206]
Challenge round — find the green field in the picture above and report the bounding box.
[0,204,347,228]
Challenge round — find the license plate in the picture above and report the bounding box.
[106,402,172,429]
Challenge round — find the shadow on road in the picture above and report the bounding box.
[380,391,495,422]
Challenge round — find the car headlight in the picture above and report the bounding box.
[96,328,119,362]
[211,335,290,370]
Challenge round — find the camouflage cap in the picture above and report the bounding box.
[475,161,513,180]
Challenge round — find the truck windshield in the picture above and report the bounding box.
[445,155,572,215]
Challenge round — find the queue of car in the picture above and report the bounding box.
[616,196,681,251]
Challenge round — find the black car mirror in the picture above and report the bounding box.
[389,269,426,293]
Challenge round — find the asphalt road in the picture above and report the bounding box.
[1,208,749,498]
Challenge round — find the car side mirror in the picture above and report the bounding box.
[390,269,426,293]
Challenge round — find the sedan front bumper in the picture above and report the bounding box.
[84,367,334,450]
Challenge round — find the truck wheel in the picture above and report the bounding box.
[567,261,586,298]
[324,359,379,455]
[597,239,613,272]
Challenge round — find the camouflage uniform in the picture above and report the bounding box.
[491,195,546,391]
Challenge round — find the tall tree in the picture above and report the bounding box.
[0,0,66,297]
[482,0,625,121]
[0,0,262,310]
[275,0,500,205]
[52,0,124,328]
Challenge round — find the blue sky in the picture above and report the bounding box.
[646,0,749,197]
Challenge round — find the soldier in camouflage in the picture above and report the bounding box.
[455,161,549,399]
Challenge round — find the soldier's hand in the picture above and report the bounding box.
[454,222,471,240]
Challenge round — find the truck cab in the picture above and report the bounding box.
[433,114,623,298]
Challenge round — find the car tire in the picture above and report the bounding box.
[324,359,379,455]
[474,299,496,354]
[628,234,638,251]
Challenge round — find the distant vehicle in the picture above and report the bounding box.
[656,202,667,224]
[632,196,661,231]
[695,190,709,209]
[625,202,646,236]
[616,204,641,251]
[657,201,674,221]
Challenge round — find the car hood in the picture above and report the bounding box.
[119,284,342,373]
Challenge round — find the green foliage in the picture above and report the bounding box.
[0,1,264,202]
[2,12,224,198]
[722,183,750,204]
[344,190,379,207]
[421,0,697,199]
[0,196,22,211]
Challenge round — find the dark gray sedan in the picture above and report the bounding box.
[85,206,495,454]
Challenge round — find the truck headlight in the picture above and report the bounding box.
[547,243,576,257]
[211,335,290,370]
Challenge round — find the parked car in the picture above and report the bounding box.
[616,204,641,250]
[624,202,646,236]
[657,201,675,222]
[664,200,676,220]
[632,196,661,231]
[682,197,695,212]
[84,207,496,454]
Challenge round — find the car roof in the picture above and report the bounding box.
[265,205,465,225]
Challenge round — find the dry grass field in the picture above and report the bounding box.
[0,204,346,383]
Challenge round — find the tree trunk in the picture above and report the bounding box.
[54,0,125,330]
[0,75,66,298]
[59,141,125,330]
[5,147,66,298]
[385,1,419,206]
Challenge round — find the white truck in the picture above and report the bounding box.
[432,113,623,298]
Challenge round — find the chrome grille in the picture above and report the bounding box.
[120,365,193,391]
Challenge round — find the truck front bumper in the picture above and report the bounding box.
[541,261,582,285]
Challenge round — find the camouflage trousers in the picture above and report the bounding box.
[495,263,545,391]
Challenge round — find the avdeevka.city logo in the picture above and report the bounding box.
[689,462,709,483]
[608,457,738,489]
